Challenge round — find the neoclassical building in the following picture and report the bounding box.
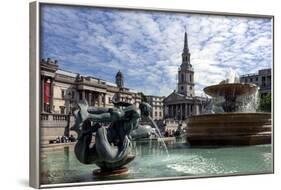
[145,95,165,121]
[40,58,142,115]
[240,68,271,97]
[40,58,142,144]
[163,32,208,122]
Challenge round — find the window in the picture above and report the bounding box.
[262,76,266,87]
[71,91,75,99]
[190,75,192,82]
[155,112,157,117]
[61,90,65,98]
[267,76,271,86]
[190,86,192,90]
[59,106,65,114]
[250,78,253,82]
[181,86,184,90]
[108,97,111,103]
[256,77,258,81]
[159,112,162,117]
[79,91,82,100]
[181,74,184,82]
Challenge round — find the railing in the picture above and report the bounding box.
[53,114,68,121]
[178,66,194,71]
[240,73,258,77]
[164,119,180,124]
[41,113,68,121]
[41,113,74,128]
[41,114,49,120]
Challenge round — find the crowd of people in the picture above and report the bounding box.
[49,135,76,144]
[163,129,183,137]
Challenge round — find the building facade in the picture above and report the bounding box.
[163,32,208,125]
[240,68,272,97]
[40,58,142,115]
[40,58,142,143]
[145,95,165,121]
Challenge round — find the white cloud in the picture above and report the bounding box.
[41,5,273,97]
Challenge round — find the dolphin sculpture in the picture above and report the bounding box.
[71,100,151,172]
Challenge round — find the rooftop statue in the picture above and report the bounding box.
[71,100,151,174]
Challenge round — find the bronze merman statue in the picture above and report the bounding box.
[71,100,151,175]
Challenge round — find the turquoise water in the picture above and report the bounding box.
[41,140,273,185]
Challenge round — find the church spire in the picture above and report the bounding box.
[177,29,194,97]
[181,28,191,66]
[183,26,189,53]
[183,31,189,53]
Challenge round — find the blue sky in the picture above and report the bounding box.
[40,4,273,96]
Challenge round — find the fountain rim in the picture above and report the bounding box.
[188,112,271,118]
[186,112,272,125]
[203,83,258,97]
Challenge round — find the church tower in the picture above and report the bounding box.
[177,31,195,97]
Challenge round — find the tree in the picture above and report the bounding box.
[139,92,148,102]
[259,92,271,112]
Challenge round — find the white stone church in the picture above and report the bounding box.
[163,32,209,124]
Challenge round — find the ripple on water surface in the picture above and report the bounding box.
[41,143,273,184]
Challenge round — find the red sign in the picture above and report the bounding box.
[44,81,50,104]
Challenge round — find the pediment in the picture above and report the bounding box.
[164,91,185,103]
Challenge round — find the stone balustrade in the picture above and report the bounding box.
[41,113,75,128]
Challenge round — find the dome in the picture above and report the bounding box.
[116,70,123,77]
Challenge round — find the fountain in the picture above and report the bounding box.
[41,94,273,184]
[40,70,272,184]
[186,73,272,146]
[71,100,153,176]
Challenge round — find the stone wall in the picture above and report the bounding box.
[40,113,76,144]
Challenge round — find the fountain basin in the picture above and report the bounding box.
[186,112,272,146]
[40,141,273,184]
[204,83,258,97]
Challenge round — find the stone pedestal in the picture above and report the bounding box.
[93,167,129,177]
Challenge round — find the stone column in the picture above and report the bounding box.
[50,79,54,113]
[189,104,191,116]
[89,91,92,106]
[180,104,183,120]
[174,104,176,119]
[174,104,177,119]
[172,104,176,118]
[178,104,181,120]
[195,104,200,115]
[41,76,45,112]
[185,103,188,118]
[168,105,171,118]
[182,103,185,119]
[98,93,102,107]
[93,92,95,106]
[176,104,179,120]
[102,93,106,107]
[82,90,85,101]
